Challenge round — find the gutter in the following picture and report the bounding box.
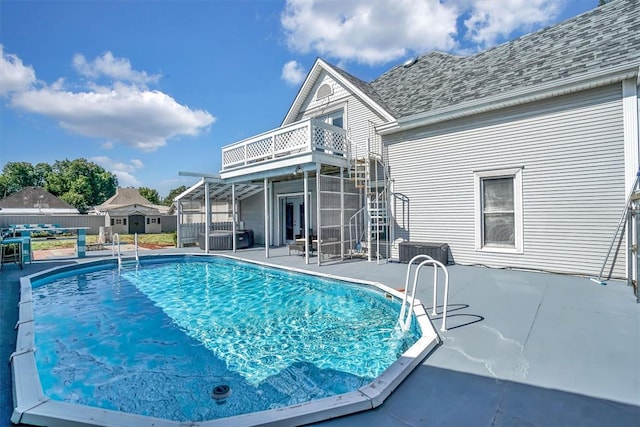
[377,63,640,135]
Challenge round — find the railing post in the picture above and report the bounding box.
[271,134,276,159]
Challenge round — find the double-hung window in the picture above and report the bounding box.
[474,168,523,253]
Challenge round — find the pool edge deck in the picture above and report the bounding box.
[2,246,639,427]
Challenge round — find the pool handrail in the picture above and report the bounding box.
[112,233,121,265]
[398,255,450,332]
[398,254,433,330]
[111,233,139,267]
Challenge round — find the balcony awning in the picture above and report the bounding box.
[173,175,262,203]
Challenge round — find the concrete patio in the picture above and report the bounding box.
[1,246,639,426]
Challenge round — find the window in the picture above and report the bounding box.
[146,218,150,225]
[123,218,127,226]
[474,168,523,253]
[157,217,161,225]
[110,218,114,226]
[318,109,344,129]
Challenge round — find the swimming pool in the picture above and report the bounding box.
[11,254,440,426]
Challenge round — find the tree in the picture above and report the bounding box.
[139,187,160,205]
[0,161,42,196]
[44,158,118,213]
[163,185,188,206]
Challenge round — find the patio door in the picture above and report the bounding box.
[282,195,305,243]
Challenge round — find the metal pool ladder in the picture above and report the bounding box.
[111,233,139,267]
[398,254,450,332]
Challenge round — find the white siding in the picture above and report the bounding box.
[296,71,388,159]
[386,84,626,277]
[297,72,350,115]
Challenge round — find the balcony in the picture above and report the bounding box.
[222,119,348,171]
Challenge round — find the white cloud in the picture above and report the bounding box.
[281,60,306,85]
[281,0,459,65]
[281,0,568,64]
[3,50,214,151]
[11,80,215,152]
[73,52,160,85]
[463,0,562,47]
[90,156,143,187]
[0,45,37,96]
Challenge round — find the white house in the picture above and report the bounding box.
[177,1,639,282]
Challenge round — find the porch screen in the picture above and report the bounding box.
[319,174,359,259]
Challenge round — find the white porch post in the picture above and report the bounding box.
[232,183,237,253]
[340,167,345,261]
[304,170,310,265]
[264,178,269,258]
[176,201,182,248]
[204,181,211,254]
[316,163,322,266]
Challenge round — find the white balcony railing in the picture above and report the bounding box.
[222,119,347,170]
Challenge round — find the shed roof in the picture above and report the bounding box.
[98,188,153,208]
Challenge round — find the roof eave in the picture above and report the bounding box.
[378,63,640,135]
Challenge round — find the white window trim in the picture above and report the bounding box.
[473,167,523,254]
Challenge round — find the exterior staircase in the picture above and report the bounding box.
[348,122,392,262]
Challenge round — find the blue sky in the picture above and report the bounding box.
[0,0,596,198]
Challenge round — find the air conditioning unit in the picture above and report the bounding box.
[399,242,449,265]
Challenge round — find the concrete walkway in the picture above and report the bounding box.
[1,246,639,426]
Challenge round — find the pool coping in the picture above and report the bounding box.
[11,253,441,427]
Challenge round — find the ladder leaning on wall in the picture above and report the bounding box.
[592,169,640,303]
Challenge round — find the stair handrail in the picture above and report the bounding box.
[398,255,450,332]
[348,206,367,258]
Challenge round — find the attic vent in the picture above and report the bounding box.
[402,57,418,68]
[316,83,333,100]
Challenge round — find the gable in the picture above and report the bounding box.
[282,58,395,127]
[295,71,351,121]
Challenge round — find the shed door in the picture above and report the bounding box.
[129,215,145,234]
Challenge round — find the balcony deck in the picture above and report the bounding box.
[220,119,349,179]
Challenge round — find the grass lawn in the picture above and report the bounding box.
[31,232,176,250]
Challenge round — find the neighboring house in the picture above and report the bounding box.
[93,188,170,234]
[0,187,79,215]
[179,0,639,279]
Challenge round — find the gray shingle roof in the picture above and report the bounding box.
[98,187,153,208]
[367,0,640,119]
[0,187,76,210]
[326,63,394,114]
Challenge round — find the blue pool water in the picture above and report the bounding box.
[31,256,420,422]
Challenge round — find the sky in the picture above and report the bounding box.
[0,0,598,199]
